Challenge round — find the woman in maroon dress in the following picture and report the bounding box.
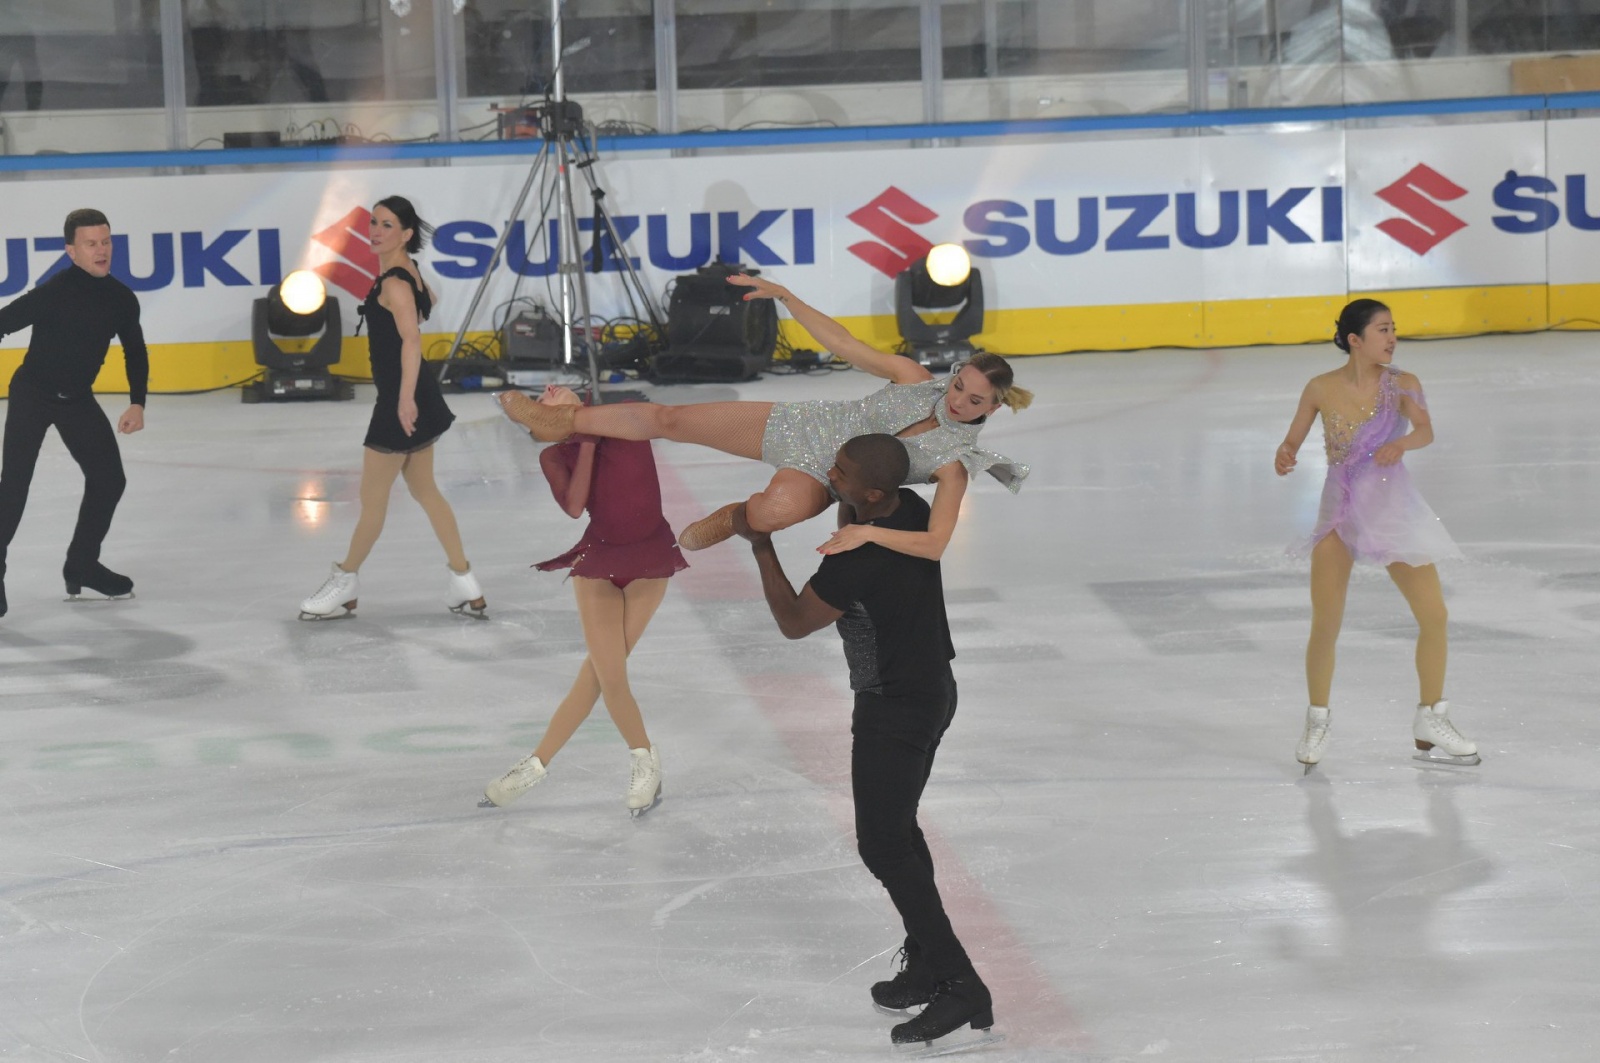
[481,385,687,817]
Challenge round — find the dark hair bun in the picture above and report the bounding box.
[1333,299,1388,355]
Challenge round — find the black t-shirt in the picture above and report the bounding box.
[807,489,955,699]
[0,265,149,405]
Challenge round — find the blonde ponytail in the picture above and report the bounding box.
[1001,384,1034,411]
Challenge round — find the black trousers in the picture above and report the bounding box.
[0,376,127,570]
[851,671,972,982]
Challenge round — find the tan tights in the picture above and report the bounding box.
[744,468,832,533]
[574,399,834,534]
[340,444,469,573]
[575,400,771,459]
[533,576,669,763]
[1306,531,1448,708]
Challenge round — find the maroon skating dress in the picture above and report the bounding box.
[534,435,688,586]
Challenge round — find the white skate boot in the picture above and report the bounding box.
[299,563,358,620]
[1296,705,1331,775]
[626,745,662,818]
[1413,700,1480,766]
[481,752,547,807]
[446,564,487,619]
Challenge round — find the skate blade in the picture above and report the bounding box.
[477,797,499,809]
[297,607,355,621]
[1413,749,1481,768]
[628,788,663,819]
[893,1029,1006,1058]
[64,590,135,603]
[1300,761,1316,776]
[875,1002,919,1017]
[449,599,489,620]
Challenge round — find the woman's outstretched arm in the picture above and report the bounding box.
[726,273,929,385]
[818,461,967,561]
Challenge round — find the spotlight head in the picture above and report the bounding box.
[279,270,327,316]
[266,271,329,337]
[924,243,971,288]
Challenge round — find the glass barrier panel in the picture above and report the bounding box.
[183,0,439,150]
[0,0,166,154]
[456,0,656,140]
[675,1,924,131]
[941,0,1189,122]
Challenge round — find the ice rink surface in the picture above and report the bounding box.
[2,334,1598,1063]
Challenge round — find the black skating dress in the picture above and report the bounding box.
[361,266,455,453]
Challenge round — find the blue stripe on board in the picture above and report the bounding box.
[4,91,1600,173]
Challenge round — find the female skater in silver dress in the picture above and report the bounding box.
[496,274,1030,560]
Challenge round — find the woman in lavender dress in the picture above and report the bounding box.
[1275,298,1477,772]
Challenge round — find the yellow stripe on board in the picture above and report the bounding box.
[3,289,1596,397]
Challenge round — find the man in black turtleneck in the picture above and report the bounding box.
[0,208,149,617]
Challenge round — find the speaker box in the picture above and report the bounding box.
[652,265,778,383]
[501,309,566,368]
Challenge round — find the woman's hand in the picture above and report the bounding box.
[726,272,791,304]
[818,523,878,555]
[1373,441,1405,466]
[1274,442,1298,476]
[398,395,418,436]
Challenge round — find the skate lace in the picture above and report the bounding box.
[311,572,347,601]
[629,753,653,791]
[1422,715,1465,742]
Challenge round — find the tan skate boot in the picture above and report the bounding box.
[677,502,741,551]
[499,391,577,441]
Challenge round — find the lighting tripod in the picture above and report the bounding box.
[438,0,663,403]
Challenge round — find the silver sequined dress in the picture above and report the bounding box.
[760,377,1029,491]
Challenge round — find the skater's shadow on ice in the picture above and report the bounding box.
[1276,775,1492,992]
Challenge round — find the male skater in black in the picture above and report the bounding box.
[737,433,999,1054]
[0,208,148,617]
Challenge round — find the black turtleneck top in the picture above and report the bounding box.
[0,265,150,406]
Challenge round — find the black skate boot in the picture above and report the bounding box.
[889,973,1004,1056]
[63,561,134,601]
[872,943,936,1013]
[1,559,7,618]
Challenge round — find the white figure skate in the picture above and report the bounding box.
[481,753,547,807]
[626,745,662,818]
[299,563,358,620]
[446,564,487,619]
[1296,705,1331,775]
[1413,700,1480,766]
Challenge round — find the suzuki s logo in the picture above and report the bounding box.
[310,207,380,298]
[1375,164,1468,255]
[847,187,937,277]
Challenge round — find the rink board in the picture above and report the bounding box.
[4,116,1600,393]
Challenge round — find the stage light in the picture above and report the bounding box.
[893,248,985,371]
[925,243,971,287]
[279,270,326,316]
[244,274,351,403]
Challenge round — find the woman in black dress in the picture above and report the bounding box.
[299,196,486,620]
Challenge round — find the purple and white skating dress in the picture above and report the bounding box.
[1293,365,1462,567]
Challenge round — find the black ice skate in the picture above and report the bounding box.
[890,974,1004,1058]
[872,944,936,1014]
[63,561,135,602]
